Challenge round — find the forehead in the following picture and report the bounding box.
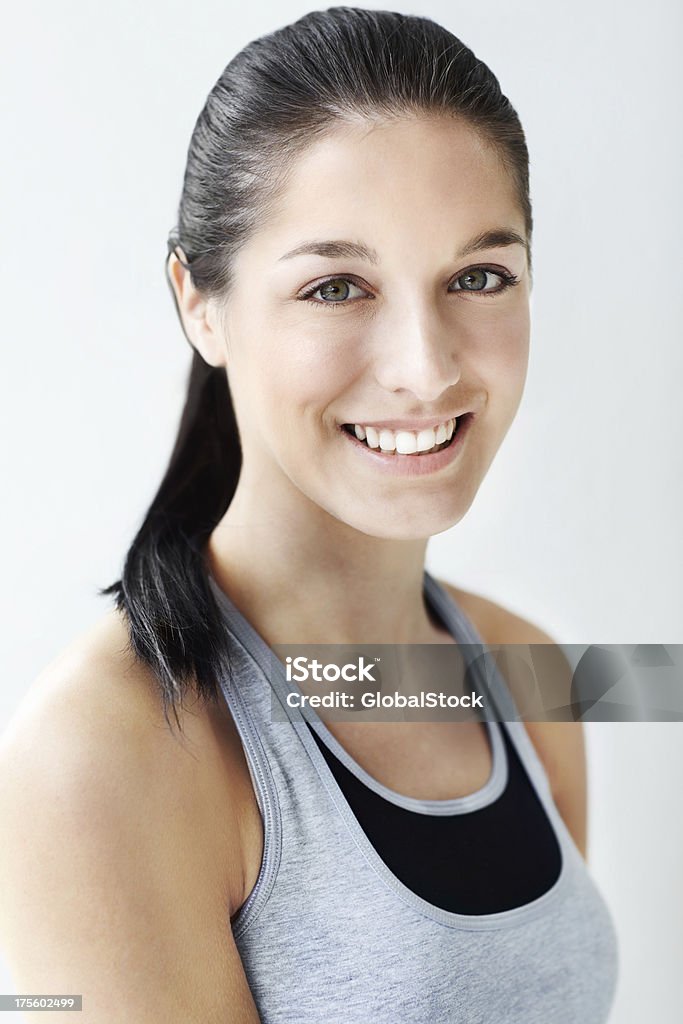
[250,116,523,259]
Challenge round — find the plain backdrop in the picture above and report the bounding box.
[1,1,682,1021]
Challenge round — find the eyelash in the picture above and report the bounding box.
[298,266,520,311]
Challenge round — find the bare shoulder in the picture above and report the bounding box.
[0,608,262,1014]
[2,606,239,803]
[437,579,588,859]
[437,580,556,645]
[2,607,174,760]
[1,606,255,913]
[0,606,257,878]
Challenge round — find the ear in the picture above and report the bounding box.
[166,247,227,368]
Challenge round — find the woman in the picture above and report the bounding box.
[0,7,618,1022]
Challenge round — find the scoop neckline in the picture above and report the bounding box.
[302,682,507,815]
[206,566,572,931]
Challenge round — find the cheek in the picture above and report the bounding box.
[262,325,362,413]
[470,304,530,393]
[237,321,363,443]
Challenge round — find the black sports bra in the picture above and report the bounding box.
[306,717,562,915]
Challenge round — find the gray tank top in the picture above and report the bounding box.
[207,569,618,1023]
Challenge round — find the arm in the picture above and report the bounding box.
[439,581,589,860]
[0,682,262,1023]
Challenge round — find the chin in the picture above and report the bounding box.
[339,499,470,542]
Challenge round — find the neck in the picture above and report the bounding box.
[205,481,449,647]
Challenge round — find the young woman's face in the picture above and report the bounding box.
[217,116,531,539]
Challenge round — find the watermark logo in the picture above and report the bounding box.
[285,655,379,683]
[268,643,683,724]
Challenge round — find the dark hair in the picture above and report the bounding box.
[100,5,533,731]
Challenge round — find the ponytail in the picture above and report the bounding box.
[99,351,240,730]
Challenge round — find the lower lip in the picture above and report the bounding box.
[340,414,475,477]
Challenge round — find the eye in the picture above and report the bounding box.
[298,265,520,311]
[450,266,519,296]
[299,276,369,309]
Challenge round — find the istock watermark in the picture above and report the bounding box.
[285,655,379,683]
[267,643,683,724]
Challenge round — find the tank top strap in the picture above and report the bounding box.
[422,570,554,801]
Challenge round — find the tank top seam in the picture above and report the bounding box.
[303,708,508,815]
[214,640,284,942]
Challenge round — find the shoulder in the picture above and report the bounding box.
[437,579,588,858]
[0,608,253,916]
[0,610,262,1017]
[436,580,556,645]
[0,607,203,796]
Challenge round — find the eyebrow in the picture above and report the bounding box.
[278,228,528,264]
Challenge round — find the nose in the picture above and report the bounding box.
[373,301,462,401]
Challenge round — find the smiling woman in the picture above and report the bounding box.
[172,114,533,544]
[0,7,618,1024]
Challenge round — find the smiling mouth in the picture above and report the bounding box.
[341,414,472,456]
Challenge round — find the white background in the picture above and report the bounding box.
[1,1,682,1020]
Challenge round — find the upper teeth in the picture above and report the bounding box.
[352,419,456,453]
